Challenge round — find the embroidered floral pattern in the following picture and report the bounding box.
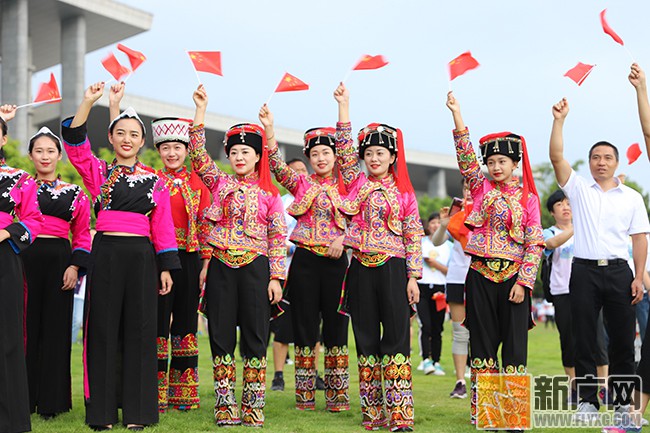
[171,333,198,358]
[213,354,240,426]
[158,370,169,413]
[159,167,202,251]
[382,353,413,431]
[358,354,387,430]
[454,128,544,289]
[169,367,200,409]
[241,357,267,427]
[324,345,350,412]
[99,160,158,212]
[470,357,499,424]
[295,346,317,410]
[157,337,168,361]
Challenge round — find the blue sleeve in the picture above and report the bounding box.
[542,227,556,257]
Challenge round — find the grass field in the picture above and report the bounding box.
[29,321,610,433]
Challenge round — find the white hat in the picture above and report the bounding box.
[108,106,146,135]
[151,117,191,147]
[29,126,62,150]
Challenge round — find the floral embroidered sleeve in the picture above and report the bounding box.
[516,195,545,290]
[6,173,43,253]
[453,127,485,195]
[69,188,91,270]
[402,192,424,279]
[336,122,360,187]
[197,179,213,260]
[188,124,226,193]
[268,147,299,194]
[266,193,287,280]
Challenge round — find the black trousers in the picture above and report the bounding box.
[205,256,270,360]
[637,306,650,394]
[465,268,530,368]
[22,238,73,415]
[287,247,349,349]
[570,260,635,407]
[85,235,159,426]
[0,241,31,433]
[347,258,411,357]
[416,283,446,362]
[553,294,575,368]
[157,250,201,410]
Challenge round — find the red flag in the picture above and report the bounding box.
[101,52,130,81]
[33,73,61,103]
[564,62,595,86]
[353,54,389,70]
[448,51,480,81]
[627,143,642,165]
[600,9,624,46]
[117,43,146,72]
[275,72,309,92]
[187,51,222,76]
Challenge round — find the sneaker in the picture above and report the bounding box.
[573,402,599,424]
[416,360,425,371]
[433,362,446,376]
[422,359,435,375]
[642,418,648,426]
[271,376,285,391]
[450,380,467,399]
[599,387,613,407]
[601,427,641,433]
[316,375,325,390]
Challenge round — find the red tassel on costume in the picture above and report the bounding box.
[394,128,414,194]
[258,134,279,195]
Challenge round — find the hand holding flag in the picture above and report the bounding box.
[101,53,131,81]
[15,73,62,109]
[564,62,595,86]
[266,72,309,105]
[117,44,146,72]
[448,51,480,81]
[187,51,222,84]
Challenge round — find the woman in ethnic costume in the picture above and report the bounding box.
[258,104,350,412]
[62,82,180,431]
[188,85,286,427]
[445,91,544,429]
[108,83,211,413]
[22,126,91,419]
[0,104,43,433]
[333,83,423,432]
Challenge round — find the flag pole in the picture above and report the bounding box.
[341,68,353,84]
[265,92,275,106]
[186,51,203,86]
[623,45,635,63]
[15,98,62,110]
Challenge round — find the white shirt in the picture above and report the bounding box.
[420,237,451,285]
[561,170,650,260]
[446,237,472,284]
[544,226,574,296]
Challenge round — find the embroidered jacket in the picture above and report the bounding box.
[61,118,180,271]
[0,161,43,253]
[36,177,91,268]
[268,147,345,254]
[188,124,286,280]
[454,127,544,289]
[157,166,212,258]
[336,122,423,279]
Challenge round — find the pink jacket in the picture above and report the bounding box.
[189,124,287,280]
[454,127,544,289]
[0,163,43,253]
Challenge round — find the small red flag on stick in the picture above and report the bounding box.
[564,62,595,86]
[275,72,309,93]
[187,51,222,75]
[117,44,146,72]
[627,143,642,165]
[448,51,480,81]
[600,9,624,46]
[353,55,389,70]
[101,53,131,81]
[34,73,61,103]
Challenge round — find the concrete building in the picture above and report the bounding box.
[0,0,462,198]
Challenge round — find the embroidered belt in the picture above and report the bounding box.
[302,244,330,257]
[213,249,259,268]
[475,257,514,272]
[353,251,391,268]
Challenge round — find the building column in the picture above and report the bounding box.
[428,168,447,198]
[61,14,86,123]
[1,0,29,149]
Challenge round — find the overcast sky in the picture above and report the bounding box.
[35,0,650,189]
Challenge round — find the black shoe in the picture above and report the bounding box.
[316,375,325,390]
[127,426,144,431]
[40,413,56,420]
[89,426,112,432]
[271,376,285,391]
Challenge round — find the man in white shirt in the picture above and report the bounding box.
[549,97,650,421]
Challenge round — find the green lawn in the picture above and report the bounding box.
[30,322,604,432]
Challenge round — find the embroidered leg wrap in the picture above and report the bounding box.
[358,354,387,430]
[324,345,350,412]
[241,357,266,427]
[213,354,240,426]
[168,334,200,410]
[383,354,414,431]
[295,346,317,410]
[156,337,169,413]
[470,358,499,425]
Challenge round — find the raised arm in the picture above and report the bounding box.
[188,85,225,191]
[431,206,451,246]
[259,104,300,193]
[108,82,125,123]
[549,98,572,187]
[544,227,574,250]
[446,92,484,193]
[334,82,360,186]
[71,82,103,128]
[629,63,650,158]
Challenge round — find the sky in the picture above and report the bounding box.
[35,0,650,190]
